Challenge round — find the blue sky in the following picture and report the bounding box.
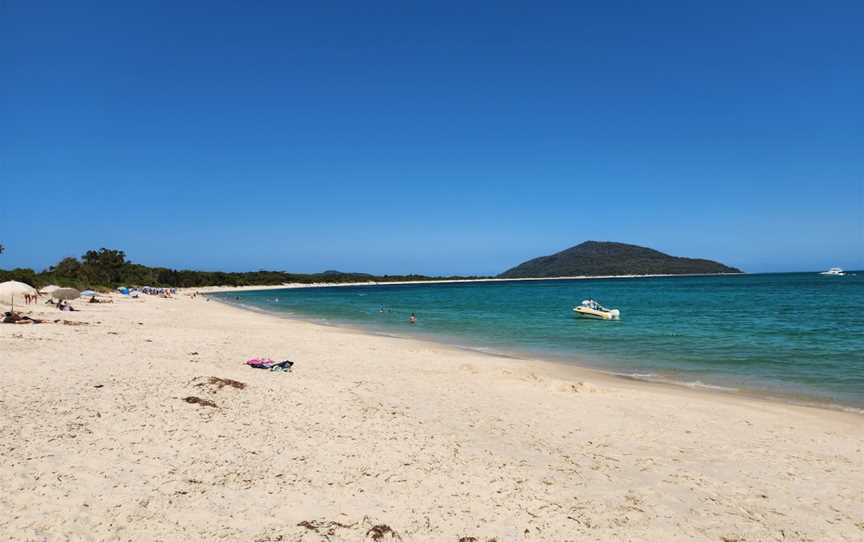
[3,1,862,274]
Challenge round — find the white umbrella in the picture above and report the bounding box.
[52,288,81,301]
[39,284,61,295]
[0,280,38,311]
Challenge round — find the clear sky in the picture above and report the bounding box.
[3,1,862,275]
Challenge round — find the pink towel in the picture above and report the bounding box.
[245,357,276,368]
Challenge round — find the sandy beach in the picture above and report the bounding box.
[1,292,861,541]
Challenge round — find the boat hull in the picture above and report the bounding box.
[573,307,620,320]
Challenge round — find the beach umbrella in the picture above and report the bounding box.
[39,284,61,295]
[51,288,81,301]
[0,280,37,310]
[117,287,129,295]
[80,290,96,297]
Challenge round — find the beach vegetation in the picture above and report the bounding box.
[0,247,486,289]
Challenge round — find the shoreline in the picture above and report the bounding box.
[210,295,864,416]
[2,291,861,540]
[190,271,746,293]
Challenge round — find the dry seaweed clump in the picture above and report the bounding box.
[191,376,247,394]
[366,524,402,541]
[182,396,217,408]
[292,519,403,541]
[205,376,247,390]
[296,520,357,538]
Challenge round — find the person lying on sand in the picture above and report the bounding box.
[1,311,43,324]
[57,300,77,312]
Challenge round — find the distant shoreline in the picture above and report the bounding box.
[192,271,746,293]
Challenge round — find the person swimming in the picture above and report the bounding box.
[409,313,417,324]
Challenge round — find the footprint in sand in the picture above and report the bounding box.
[557,381,600,393]
[460,364,479,374]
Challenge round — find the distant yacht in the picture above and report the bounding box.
[820,267,845,276]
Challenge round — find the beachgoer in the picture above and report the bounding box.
[409,313,417,324]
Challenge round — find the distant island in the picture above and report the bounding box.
[499,241,741,278]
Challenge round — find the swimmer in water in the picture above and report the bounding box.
[409,313,417,324]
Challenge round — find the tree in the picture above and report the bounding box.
[81,248,129,285]
[50,257,83,277]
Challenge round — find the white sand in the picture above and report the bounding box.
[1,293,861,541]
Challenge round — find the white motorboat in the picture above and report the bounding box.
[573,299,620,320]
[820,267,845,276]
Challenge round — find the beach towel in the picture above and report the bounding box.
[245,358,294,372]
[245,357,275,369]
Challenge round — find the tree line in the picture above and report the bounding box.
[0,248,484,290]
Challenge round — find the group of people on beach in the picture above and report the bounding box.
[22,293,39,305]
[139,287,176,297]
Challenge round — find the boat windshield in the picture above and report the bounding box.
[581,299,607,311]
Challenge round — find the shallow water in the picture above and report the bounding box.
[214,272,864,407]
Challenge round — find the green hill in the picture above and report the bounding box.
[499,241,741,278]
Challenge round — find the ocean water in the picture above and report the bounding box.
[214,273,864,408]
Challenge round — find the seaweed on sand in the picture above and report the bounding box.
[182,396,217,407]
[366,524,403,541]
[205,376,247,390]
[297,519,356,537]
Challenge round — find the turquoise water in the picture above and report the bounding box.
[214,273,864,408]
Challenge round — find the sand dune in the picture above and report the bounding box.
[1,293,861,541]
